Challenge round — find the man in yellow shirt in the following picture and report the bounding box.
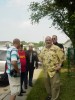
[39,36,64,100]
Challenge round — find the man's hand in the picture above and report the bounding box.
[11,61,20,73]
[36,66,38,69]
[55,66,61,71]
[54,64,61,71]
[17,69,20,73]
[38,61,42,66]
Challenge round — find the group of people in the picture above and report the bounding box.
[6,35,65,100]
[39,35,64,100]
[6,39,38,100]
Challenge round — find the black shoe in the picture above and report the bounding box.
[18,93,23,96]
[25,86,28,89]
[46,96,51,100]
[29,84,33,87]
[21,90,26,93]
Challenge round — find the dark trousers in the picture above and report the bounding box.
[20,72,26,91]
[24,68,34,86]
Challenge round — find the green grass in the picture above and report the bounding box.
[26,72,47,100]
[26,71,75,100]
[59,72,75,100]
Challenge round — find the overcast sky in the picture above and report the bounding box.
[0,0,69,43]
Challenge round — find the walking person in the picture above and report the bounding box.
[52,35,65,67]
[6,38,21,100]
[18,44,27,96]
[39,36,64,100]
[25,43,38,88]
[52,35,64,52]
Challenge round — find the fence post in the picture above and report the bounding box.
[67,48,75,77]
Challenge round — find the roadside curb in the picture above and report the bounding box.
[0,90,10,100]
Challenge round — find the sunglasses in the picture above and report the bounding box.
[52,38,56,40]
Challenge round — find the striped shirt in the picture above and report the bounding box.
[6,46,21,74]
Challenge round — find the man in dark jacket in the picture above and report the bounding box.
[52,35,64,67]
[52,35,64,52]
[25,43,38,88]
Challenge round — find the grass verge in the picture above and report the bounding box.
[26,71,47,100]
[26,70,75,100]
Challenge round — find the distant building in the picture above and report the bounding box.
[0,41,12,47]
[63,39,73,55]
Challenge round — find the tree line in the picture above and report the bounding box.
[21,41,44,47]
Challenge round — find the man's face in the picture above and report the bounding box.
[17,41,20,49]
[52,35,57,44]
[19,46,23,50]
[45,36,52,48]
[29,46,33,51]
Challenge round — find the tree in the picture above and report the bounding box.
[38,41,44,47]
[21,41,28,45]
[29,0,75,47]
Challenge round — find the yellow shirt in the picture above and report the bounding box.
[39,44,64,77]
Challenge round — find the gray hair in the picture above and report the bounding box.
[13,38,20,44]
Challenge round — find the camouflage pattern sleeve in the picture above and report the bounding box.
[38,48,45,62]
[38,51,43,62]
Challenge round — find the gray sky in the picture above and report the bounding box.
[0,0,69,43]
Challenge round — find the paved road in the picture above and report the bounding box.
[0,68,42,100]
